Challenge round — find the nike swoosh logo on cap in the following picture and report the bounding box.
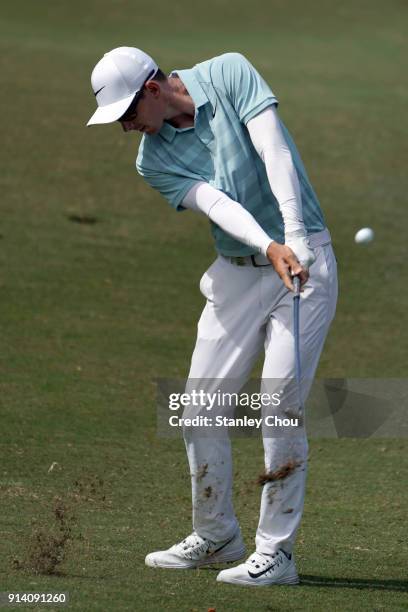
[94,86,106,97]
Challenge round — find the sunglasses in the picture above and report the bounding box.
[118,69,156,123]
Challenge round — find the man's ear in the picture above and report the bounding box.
[145,81,161,97]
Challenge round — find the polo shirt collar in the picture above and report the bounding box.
[158,68,215,143]
[174,69,210,110]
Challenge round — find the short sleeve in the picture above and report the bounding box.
[215,52,278,124]
[136,136,201,211]
[136,159,199,211]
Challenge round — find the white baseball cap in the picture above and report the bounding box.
[87,47,158,126]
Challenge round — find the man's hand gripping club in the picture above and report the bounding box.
[266,231,316,292]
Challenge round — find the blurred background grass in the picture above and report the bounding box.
[1,1,407,610]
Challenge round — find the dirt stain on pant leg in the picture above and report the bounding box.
[257,460,301,486]
[196,463,208,482]
[203,486,212,499]
[267,485,278,504]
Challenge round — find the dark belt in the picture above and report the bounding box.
[225,254,271,267]
[224,228,332,268]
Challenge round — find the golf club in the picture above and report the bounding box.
[293,275,302,412]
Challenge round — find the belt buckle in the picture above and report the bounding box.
[250,254,270,267]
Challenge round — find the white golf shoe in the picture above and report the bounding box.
[216,549,299,586]
[145,529,246,569]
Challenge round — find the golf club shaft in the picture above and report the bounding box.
[293,276,302,411]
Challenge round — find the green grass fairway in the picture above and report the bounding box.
[1,1,407,610]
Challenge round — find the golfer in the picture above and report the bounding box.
[87,47,338,586]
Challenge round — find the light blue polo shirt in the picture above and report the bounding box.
[136,52,326,256]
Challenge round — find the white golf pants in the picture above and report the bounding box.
[183,228,338,554]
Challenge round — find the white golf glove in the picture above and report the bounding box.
[285,229,316,270]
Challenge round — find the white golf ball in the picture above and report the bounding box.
[354,227,374,244]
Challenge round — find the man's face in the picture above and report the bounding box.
[119,83,165,135]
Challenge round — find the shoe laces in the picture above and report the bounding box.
[176,532,213,560]
[246,550,284,572]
